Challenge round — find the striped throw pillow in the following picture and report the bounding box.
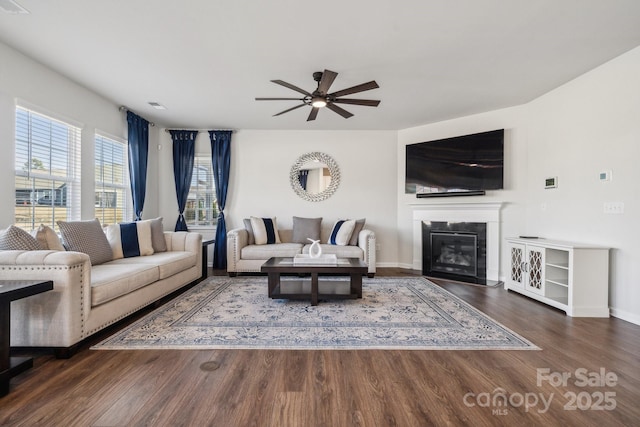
[250,217,281,245]
[328,219,356,246]
[104,221,154,259]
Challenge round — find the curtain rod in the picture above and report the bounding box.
[118,106,156,127]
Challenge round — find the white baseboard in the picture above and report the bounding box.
[374,262,418,270]
[396,262,416,270]
[609,308,640,326]
[375,262,403,268]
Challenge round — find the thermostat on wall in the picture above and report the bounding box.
[545,177,557,189]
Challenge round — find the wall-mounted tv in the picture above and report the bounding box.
[405,129,504,197]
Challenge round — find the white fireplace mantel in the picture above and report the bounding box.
[411,202,503,281]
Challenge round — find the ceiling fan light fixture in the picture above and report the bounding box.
[311,97,327,108]
[256,69,380,121]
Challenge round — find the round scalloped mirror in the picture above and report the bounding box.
[290,152,340,202]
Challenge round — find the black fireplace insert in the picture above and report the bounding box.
[422,221,487,284]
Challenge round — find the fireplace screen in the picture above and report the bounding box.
[422,221,487,284]
[430,232,478,278]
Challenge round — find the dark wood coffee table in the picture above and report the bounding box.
[1,280,53,396]
[261,257,367,306]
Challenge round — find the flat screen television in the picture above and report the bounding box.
[405,129,504,197]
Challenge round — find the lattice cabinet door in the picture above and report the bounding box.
[507,242,526,289]
[525,246,545,295]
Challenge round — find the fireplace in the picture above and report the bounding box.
[412,203,502,282]
[422,221,487,284]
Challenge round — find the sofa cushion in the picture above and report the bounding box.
[328,220,355,246]
[33,224,65,251]
[292,216,322,244]
[104,221,154,259]
[250,217,281,244]
[349,218,366,246]
[0,225,41,250]
[58,218,113,265]
[107,251,197,280]
[303,243,364,259]
[91,263,160,306]
[241,243,302,260]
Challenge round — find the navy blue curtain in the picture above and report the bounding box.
[170,130,198,231]
[298,170,309,190]
[126,111,149,220]
[209,130,232,269]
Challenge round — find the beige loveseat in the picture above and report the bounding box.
[227,221,376,276]
[0,231,202,357]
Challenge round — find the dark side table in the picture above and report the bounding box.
[201,239,215,280]
[1,280,53,397]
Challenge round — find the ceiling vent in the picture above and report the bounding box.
[0,0,29,14]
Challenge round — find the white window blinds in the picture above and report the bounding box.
[95,133,132,224]
[14,106,81,231]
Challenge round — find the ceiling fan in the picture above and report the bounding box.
[255,69,380,121]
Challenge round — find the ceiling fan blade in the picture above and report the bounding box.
[273,103,307,116]
[255,97,305,101]
[271,80,311,96]
[307,107,320,121]
[326,103,354,119]
[329,80,379,98]
[317,69,338,95]
[332,98,380,107]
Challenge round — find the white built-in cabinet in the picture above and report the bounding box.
[505,238,610,317]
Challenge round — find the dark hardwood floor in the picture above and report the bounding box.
[1,268,639,426]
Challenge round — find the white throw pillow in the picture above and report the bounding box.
[327,220,356,246]
[33,224,65,251]
[250,217,281,245]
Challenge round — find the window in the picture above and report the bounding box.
[14,106,81,231]
[185,156,217,226]
[95,134,132,224]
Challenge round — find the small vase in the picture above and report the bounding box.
[308,238,322,258]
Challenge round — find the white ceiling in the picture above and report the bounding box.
[1,0,640,130]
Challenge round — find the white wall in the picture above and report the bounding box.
[156,129,399,266]
[0,41,159,227]
[523,46,640,324]
[397,46,640,324]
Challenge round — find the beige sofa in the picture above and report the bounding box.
[0,231,201,357]
[227,225,376,276]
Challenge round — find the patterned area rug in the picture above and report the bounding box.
[92,276,539,350]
